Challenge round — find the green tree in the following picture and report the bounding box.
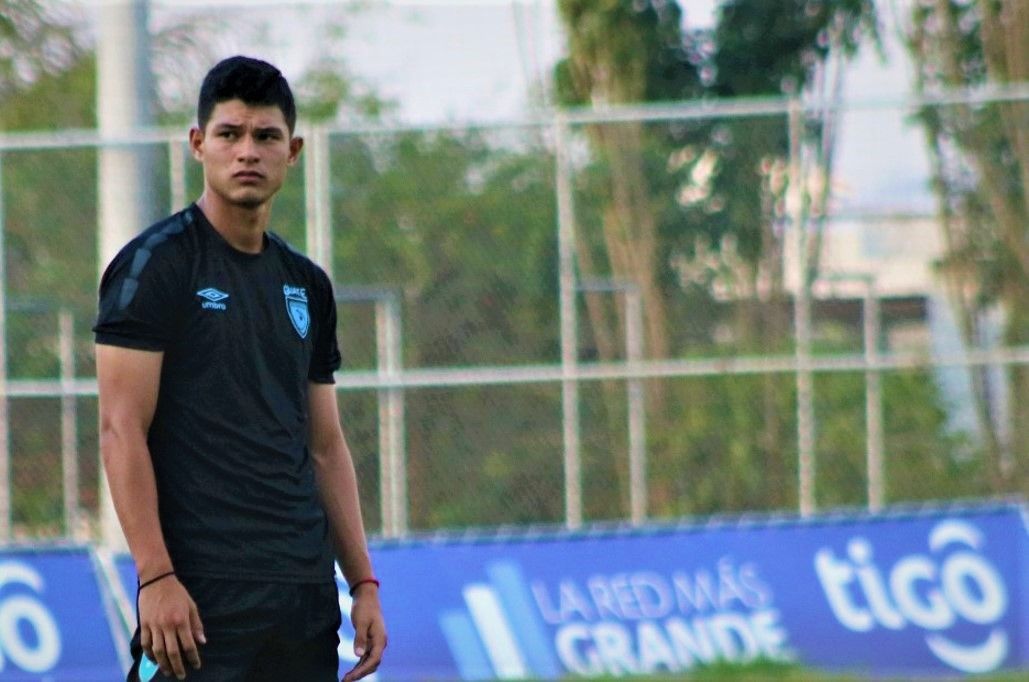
[330,129,564,527]
[554,0,881,513]
[0,2,389,534]
[904,0,1028,494]
[0,0,84,112]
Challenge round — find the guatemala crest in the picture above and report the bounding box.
[283,284,310,339]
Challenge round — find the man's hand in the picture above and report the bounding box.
[343,584,386,682]
[138,576,206,680]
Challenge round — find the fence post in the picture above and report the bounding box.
[625,287,647,525]
[338,287,407,538]
[59,309,80,537]
[789,99,817,517]
[376,295,406,537]
[0,153,8,541]
[555,116,582,529]
[169,139,187,213]
[304,125,334,281]
[579,279,647,525]
[864,280,884,511]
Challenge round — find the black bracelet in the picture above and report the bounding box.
[348,577,380,596]
[139,570,176,590]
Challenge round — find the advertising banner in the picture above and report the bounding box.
[368,503,1027,680]
[0,547,124,681]
[35,502,1026,680]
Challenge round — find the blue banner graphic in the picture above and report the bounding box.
[0,547,123,680]
[369,503,1027,679]
[6,503,1025,679]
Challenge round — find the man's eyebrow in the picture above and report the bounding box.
[210,123,285,134]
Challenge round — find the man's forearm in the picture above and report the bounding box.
[100,426,173,579]
[312,438,375,583]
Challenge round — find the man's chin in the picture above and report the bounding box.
[229,191,268,210]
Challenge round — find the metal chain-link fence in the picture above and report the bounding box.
[1,87,1027,542]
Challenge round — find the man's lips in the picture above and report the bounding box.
[233,171,264,181]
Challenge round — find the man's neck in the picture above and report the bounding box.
[196,193,269,254]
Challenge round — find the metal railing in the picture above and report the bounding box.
[1,82,1027,541]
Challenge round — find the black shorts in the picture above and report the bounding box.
[126,576,342,682]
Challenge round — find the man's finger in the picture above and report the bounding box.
[176,620,201,671]
[162,629,186,680]
[150,630,171,679]
[344,635,384,682]
[140,625,154,662]
[190,604,207,646]
[352,626,367,659]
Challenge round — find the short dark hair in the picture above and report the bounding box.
[197,56,297,133]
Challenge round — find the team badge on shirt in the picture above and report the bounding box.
[283,284,310,338]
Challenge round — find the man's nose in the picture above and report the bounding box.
[236,134,259,161]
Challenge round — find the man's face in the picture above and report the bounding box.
[189,98,302,209]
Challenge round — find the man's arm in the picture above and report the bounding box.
[308,382,387,682]
[96,344,204,680]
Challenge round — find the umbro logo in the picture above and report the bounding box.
[197,287,229,311]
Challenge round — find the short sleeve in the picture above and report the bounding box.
[308,269,342,383]
[93,237,186,351]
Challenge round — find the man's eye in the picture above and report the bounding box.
[220,131,237,139]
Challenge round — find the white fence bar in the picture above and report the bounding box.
[3,83,1027,154]
[337,287,407,538]
[9,346,1029,397]
[169,139,187,213]
[624,287,647,526]
[555,118,582,530]
[376,296,406,538]
[789,100,817,517]
[864,283,885,512]
[304,125,334,281]
[0,153,9,541]
[579,278,649,525]
[59,309,80,538]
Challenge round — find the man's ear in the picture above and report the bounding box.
[288,136,304,166]
[188,127,204,161]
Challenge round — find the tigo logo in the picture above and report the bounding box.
[0,561,62,673]
[815,519,1010,673]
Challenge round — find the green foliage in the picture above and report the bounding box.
[905,0,1028,492]
[1,52,101,381]
[0,54,95,131]
[712,0,879,96]
[332,130,559,366]
[0,1,996,537]
[0,0,84,105]
[555,0,701,105]
[296,56,392,123]
[548,0,983,524]
[330,128,564,527]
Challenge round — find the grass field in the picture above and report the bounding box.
[580,659,1028,681]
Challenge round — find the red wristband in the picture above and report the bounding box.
[348,577,380,596]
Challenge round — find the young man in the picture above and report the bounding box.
[94,56,386,681]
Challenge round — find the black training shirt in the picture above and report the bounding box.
[94,204,341,582]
